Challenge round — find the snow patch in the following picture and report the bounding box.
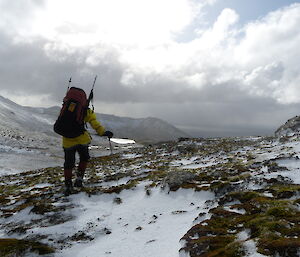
[111,138,136,144]
[54,184,214,257]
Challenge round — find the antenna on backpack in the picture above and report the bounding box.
[67,77,72,93]
[88,75,97,111]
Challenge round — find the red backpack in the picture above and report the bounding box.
[54,87,88,138]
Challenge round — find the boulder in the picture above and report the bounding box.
[162,170,197,191]
[275,116,300,137]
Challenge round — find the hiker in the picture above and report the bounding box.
[54,86,113,195]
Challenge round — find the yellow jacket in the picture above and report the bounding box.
[63,109,106,148]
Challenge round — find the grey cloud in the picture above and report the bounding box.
[0,30,298,137]
[119,92,300,137]
[0,32,126,103]
[0,31,213,105]
[1,3,300,137]
[0,0,46,30]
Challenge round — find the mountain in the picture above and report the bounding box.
[96,113,189,143]
[0,95,59,149]
[0,95,188,145]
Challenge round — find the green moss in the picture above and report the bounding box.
[270,184,300,192]
[231,163,249,173]
[183,184,300,256]
[103,172,132,182]
[145,181,157,189]
[211,181,230,189]
[207,241,245,257]
[293,197,300,204]
[103,179,139,194]
[226,191,263,203]
[228,173,251,183]
[145,170,168,181]
[258,237,300,256]
[0,195,10,205]
[246,153,255,161]
[87,174,102,183]
[184,235,238,257]
[266,205,297,217]
[269,184,300,199]
[0,238,55,256]
[246,216,284,238]
[210,207,242,219]
[30,203,57,215]
[91,154,120,163]
[81,186,103,196]
[181,182,210,191]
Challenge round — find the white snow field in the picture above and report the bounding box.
[52,185,214,257]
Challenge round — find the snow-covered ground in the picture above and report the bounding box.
[0,137,137,176]
[1,136,300,257]
[53,185,214,257]
[0,151,62,175]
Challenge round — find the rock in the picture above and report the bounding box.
[275,116,300,137]
[70,231,94,242]
[162,170,197,191]
[176,144,198,154]
[113,197,122,204]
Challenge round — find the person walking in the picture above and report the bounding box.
[54,86,113,196]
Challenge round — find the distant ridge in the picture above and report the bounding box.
[97,113,189,143]
[0,95,189,143]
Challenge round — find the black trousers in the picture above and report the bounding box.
[64,145,90,169]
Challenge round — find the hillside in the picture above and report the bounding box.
[0,95,188,144]
[0,96,63,174]
[97,113,188,143]
[0,95,57,143]
[1,135,300,256]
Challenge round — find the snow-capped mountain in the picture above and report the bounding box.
[0,95,62,174]
[0,95,55,133]
[0,95,60,153]
[0,95,188,145]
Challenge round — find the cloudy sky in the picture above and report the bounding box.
[0,0,300,137]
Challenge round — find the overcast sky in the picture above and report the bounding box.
[0,0,300,137]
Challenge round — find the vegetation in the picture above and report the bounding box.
[1,136,300,256]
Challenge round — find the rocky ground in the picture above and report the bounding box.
[1,135,300,257]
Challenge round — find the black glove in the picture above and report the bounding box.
[103,131,113,138]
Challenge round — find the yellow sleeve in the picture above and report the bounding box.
[85,109,106,136]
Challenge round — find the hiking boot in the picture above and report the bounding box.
[64,179,73,196]
[64,186,73,196]
[74,177,83,188]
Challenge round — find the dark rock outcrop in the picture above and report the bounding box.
[275,116,300,137]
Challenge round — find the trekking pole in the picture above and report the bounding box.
[108,138,113,155]
[66,77,72,92]
[88,75,98,111]
[92,75,97,90]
